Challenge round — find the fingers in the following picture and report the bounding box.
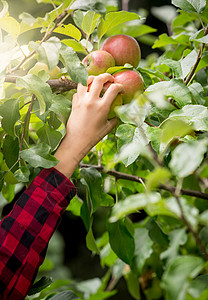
[77,82,88,95]
[88,73,114,99]
[102,83,124,106]
[87,75,96,85]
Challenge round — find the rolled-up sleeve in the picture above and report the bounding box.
[0,167,76,300]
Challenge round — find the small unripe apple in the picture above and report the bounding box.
[113,70,144,103]
[101,34,141,68]
[29,62,60,79]
[88,81,123,119]
[82,50,115,76]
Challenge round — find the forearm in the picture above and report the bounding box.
[0,168,76,299]
[54,134,91,178]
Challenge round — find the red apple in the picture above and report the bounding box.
[82,50,115,76]
[88,81,123,119]
[101,34,141,68]
[113,70,144,103]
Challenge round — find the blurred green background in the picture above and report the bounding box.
[2,0,171,299]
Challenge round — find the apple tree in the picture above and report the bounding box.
[0,0,208,299]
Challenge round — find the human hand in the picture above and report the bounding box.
[54,73,123,178]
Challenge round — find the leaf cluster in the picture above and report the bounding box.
[0,0,208,299]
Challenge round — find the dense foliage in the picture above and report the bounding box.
[0,0,208,299]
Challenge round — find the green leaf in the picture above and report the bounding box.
[73,9,85,29]
[66,196,83,216]
[82,10,101,36]
[69,0,105,12]
[62,39,87,54]
[0,36,17,73]
[162,255,204,300]
[116,99,150,126]
[86,228,100,254]
[165,79,193,106]
[196,54,208,73]
[169,105,208,131]
[100,243,117,267]
[19,14,46,35]
[106,64,133,74]
[0,16,20,38]
[80,200,91,232]
[110,192,161,222]
[169,139,208,178]
[88,291,117,300]
[0,99,20,136]
[16,75,52,115]
[28,276,53,296]
[146,218,169,246]
[160,228,187,262]
[188,83,205,105]
[109,20,157,38]
[0,171,6,192]
[14,167,30,183]
[172,10,198,28]
[80,167,114,212]
[60,43,88,86]
[75,278,101,296]
[107,218,135,264]
[30,37,61,70]
[54,24,82,41]
[19,12,37,26]
[151,5,177,24]
[160,118,193,147]
[160,56,182,78]
[146,79,192,107]
[181,49,198,79]
[2,136,19,172]
[115,124,149,167]
[49,94,71,124]
[138,67,170,81]
[97,11,140,40]
[153,33,189,49]
[0,0,8,18]
[188,275,208,299]
[161,197,199,227]
[37,124,62,152]
[133,227,153,275]
[49,291,79,300]
[20,143,58,168]
[146,127,161,154]
[125,271,141,300]
[146,167,171,191]
[116,124,136,151]
[191,34,208,44]
[106,21,157,38]
[172,0,206,14]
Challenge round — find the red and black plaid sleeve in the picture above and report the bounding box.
[0,167,76,300]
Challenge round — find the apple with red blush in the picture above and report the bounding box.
[82,50,115,75]
[101,34,141,68]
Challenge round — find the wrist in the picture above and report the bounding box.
[54,135,91,178]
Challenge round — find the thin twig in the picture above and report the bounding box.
[79,164,208,201]
[106,275,119,292]
[18,94,35,163]
[5,76,78,92]
[185,23,208,86]
[175,193,208,260]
